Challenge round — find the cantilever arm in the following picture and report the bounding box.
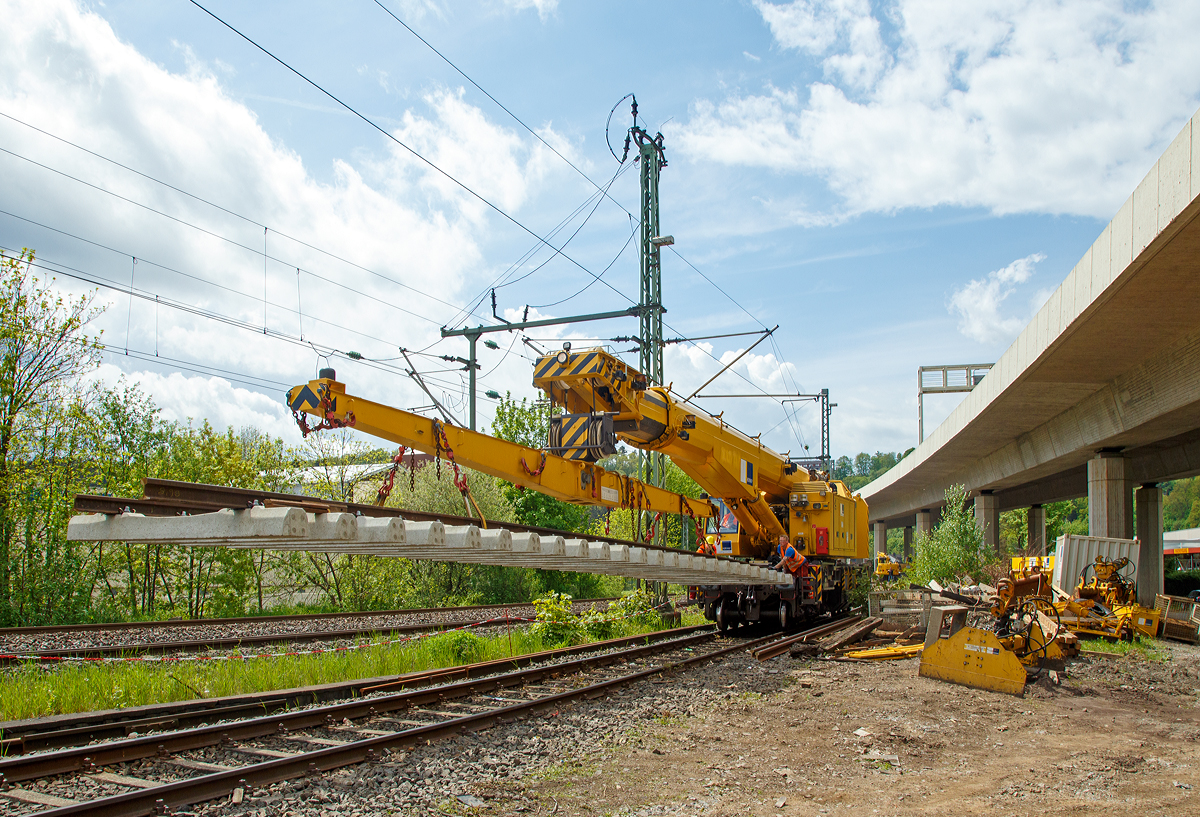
[286,377,713,520]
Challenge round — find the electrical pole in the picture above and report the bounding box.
[622,100,671,552]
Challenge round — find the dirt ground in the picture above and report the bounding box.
[522,640,1200,817]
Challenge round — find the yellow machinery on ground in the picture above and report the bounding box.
[875,552,906,580]
[919,605,1029,696]
[1052,556,1161,640]
[1077,555,1136,607]
[529,346,870,630]
[920,570,1072,696]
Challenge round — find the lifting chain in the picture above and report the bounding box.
[375,446,406,506]
[293,388,355,437]
[520,451,547,478]
[603,509,611,536]
[681,497,706,549]
[644,511,662,544]
[432,419,470,494]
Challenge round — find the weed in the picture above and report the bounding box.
[1079,636,1167,661]
[0,615,681,721]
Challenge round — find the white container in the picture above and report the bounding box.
[1052,534,1140,595]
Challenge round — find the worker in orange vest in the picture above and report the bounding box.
[696,539,717,556]
[776,533,807,575]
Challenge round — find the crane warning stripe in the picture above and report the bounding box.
[568,352,600,376]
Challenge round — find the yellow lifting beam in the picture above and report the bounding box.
[287,377,714,520]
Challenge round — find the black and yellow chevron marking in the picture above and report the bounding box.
[533,356,557,380]
[556,414,593,460]
[534,352,605,383]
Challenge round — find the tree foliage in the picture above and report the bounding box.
[908,484,989,586]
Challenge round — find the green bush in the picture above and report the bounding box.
[530,591,584,645]
[1165,569,1200,597]
[908,484,989,587]
[606,587,659,627]
[437,630,486,663]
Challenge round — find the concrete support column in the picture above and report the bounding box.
[915,509,933,539]
[903,527,913,562]
[1135,483,1164,607]
[975,490,1000,555]
[1088,451,1133,539]
[873,521,887,572]
[1027,505,1046,556]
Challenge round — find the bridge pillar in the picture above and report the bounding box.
[915,509,933,539]
[1027,504,1046,556]
[975,490,1000,554]
[903,526,913,562]
[1088,451,1133,539]
[873,521,887,571]
[1135,483,1164,607]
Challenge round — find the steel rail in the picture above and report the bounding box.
[752,616,859,661]
[0,625,714,755]
[0,598,613,637]
[0,615,535,664]
[36,631,781,816]
[0,628,722,782]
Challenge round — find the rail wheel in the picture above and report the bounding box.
[716,598,730,632]
[779,601,791,631]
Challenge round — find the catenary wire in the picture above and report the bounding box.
[369,0,636,221]
[186,0,636,312]
[0,110,465,316]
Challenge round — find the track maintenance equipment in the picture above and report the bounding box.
[529,346,869,631]
[1052,556,1161,640]
[875,552,906,581]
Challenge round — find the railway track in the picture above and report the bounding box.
[0,599,614,664]
[0,626,784,816]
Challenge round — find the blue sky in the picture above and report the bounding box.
[2,0,1198,462]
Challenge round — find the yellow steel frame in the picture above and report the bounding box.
[287,377,713,519]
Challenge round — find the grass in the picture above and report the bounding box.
[0,611,707,723]
[1078,635,1167,661]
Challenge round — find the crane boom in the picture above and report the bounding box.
[531,347,868,560]
[286,375,714,520]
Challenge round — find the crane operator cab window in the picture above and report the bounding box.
[706,498,737,554]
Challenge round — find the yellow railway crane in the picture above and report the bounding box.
[530,346,869,629]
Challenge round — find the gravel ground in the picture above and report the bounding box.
[155,637,1200,817]
[0,601,609,656]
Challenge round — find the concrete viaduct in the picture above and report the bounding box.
[860,106,1200,605]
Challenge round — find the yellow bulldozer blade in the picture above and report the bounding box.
[918,605,1028,696]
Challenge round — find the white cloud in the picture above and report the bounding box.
[0,0,576,440]
[743,51,762,62]
[948,252,1045,344]
[674,0,1200,219]
[503,0,558,21]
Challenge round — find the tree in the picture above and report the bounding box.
[909,484,989,586]
[0,249,102,620]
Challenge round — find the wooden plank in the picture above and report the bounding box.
[87,771,160,789]
[1,788,78,807]
[166,758,233,772]
[277,735,349,747]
